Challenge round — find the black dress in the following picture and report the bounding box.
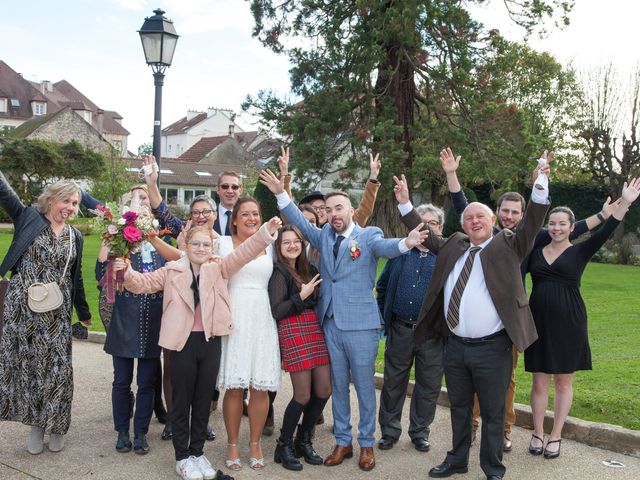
[524,217,620,374]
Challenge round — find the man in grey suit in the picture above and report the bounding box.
[260,168,427,472]
[394,163,549,480]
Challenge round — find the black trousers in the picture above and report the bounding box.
[443,330,512,478]
[170,333,221,461]
[379,321,443,440]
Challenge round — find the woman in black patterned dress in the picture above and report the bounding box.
[268,225,330,471]
[524,178,640,459]
[0,173,91,454]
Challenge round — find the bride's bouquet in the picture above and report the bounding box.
[91,202,165,301]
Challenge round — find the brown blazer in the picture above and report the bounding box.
[401,200,549,352]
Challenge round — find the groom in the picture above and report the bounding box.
[260,168,427,471]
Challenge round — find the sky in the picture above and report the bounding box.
[1,0,638,152]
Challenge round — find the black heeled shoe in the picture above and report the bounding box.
[543,438,562,459]
[528,434,544,455]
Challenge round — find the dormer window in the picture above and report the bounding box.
[32,101,47,116]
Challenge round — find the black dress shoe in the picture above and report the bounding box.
[543,438,562,459]
[161,426,172,441]
[412,437,430,452]
[428,462,469,478]
[528,433,544,455]
[206,425,216,441]
[377,435,397,450]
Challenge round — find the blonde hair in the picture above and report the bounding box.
[185,226,217,244]
[36,180,81,216]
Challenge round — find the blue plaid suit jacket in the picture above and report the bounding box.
[282,201,404,331]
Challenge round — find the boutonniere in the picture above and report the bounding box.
[350,240,361,261]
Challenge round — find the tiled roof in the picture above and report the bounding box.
[162,112,207,135]
[128,158,249,188]
[0,60,50,119]
[176,136,228,163]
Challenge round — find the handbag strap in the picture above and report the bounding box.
[60,226,75,281]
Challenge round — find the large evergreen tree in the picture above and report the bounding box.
[244,0,575,234]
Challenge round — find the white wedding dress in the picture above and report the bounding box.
[217,236,281,391]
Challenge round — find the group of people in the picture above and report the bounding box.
[0,144,638,480]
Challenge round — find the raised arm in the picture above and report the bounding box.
[353,153,381,226]
[141,155,163,209]
[116,258,168,294]
[439,148,470,216]
[219,217,281,278]
[0,171,26,222]
[148,235,182,262]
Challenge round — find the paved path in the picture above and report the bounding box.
[0,340,638,479]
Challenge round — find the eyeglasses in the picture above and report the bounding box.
[312,205,326,212]
[189,241,213,250]
[281,239,303,247]
[426,220,441,227]
[219,183,240,191]
[191,209,213,218]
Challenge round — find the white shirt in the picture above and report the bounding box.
[444,239,503,338]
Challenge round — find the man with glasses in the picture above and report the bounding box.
[375,204,445,454]
[214,172,243,235]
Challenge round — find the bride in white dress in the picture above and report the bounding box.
[217,197,280,471]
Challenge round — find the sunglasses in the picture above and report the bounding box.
[219,183,240,191]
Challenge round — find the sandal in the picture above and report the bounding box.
[225,443,242,471]
[249,441,265,470]
[529,433,544,456]
[543,438,562,459]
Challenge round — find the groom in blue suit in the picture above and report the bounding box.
[260,169,427,471]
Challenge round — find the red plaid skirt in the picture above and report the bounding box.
[277,309,330,373]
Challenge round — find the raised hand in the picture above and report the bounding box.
[259,168,285,195]
[277,146,290,176]
[405,222,429,248]
[393,174,410,204]
[300,273,322,301]
[266,216,283,235]
[601,196,622,218]
[440,148,461,174]
[369,153,381,180]
[141,155,159,185]
[532,151,552,181]
[621,177,640,204]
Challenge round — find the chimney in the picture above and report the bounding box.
[207,107,218,118]
[40,80,53,93]
[228,113,236,138]
[97,109,104,134]
[186,110,200,121]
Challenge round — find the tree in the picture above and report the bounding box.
[244,0,574,234]
[0,139,104,203]
[574,65,640,238]
[137,142,153,156]
[88,149,136,205]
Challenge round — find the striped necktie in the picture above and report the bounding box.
[446,246,481,331]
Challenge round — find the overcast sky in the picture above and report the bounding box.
[1,0,637,152]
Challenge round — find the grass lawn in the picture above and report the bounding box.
[1,234,639,429]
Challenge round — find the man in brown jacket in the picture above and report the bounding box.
[393,165,549,480]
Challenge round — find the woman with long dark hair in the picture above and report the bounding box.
[268,225,330,471]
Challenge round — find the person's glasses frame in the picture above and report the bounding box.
[191,209,214,218]
[188,241,213,250]
[219,183,241,191]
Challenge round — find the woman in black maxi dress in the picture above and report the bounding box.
[524,179,640,458]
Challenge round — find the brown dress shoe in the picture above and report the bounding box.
[324,445,353,466]
[358,447,375,471]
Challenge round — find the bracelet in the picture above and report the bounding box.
[596,212,606,223]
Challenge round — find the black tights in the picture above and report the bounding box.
[280,365,332,439]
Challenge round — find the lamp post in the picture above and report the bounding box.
[138,8,179,185]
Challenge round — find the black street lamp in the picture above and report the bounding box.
[138,8,179,184]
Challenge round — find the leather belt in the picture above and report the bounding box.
[450,329,506,345]
[394,317,418,330]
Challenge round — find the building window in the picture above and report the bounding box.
[184,189,195,205]
[0,98,7,113]
[161,188,179,205]
[168,144,172,152]
[32,102,47,116]
[195,190,206,197]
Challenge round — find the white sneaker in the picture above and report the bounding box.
[193,454,216,480]
[176,457,204,480]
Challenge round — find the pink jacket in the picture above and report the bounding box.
[123,223,276,351]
